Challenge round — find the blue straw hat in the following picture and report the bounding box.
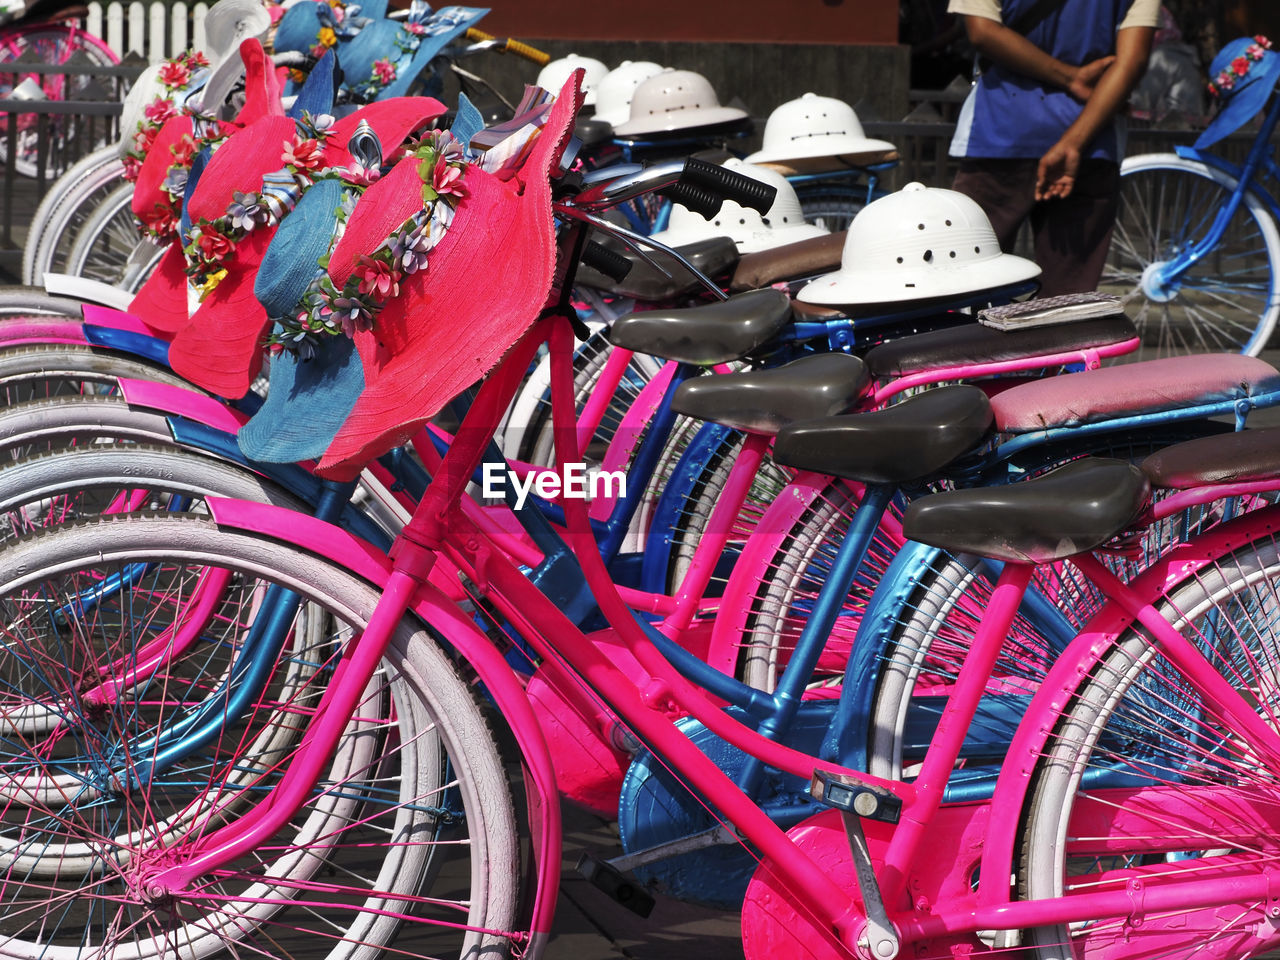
[1196,36,1280,149]
[239,176,365,462]
[339,6,488,101]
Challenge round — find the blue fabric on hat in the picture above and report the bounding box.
[179,147,210,239]
[254,177,344,320]
[274,2,325,56]
[1195,37,1280,149]
[451,90,484,150]
[288,49,340,119]
[381,7,488,99]
[236,330,365,462]
[336,17,400,83]
[240,175,365,462]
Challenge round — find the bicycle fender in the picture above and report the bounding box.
[117,378,248,433]
[202,495,564,942]
[44,274,135,311]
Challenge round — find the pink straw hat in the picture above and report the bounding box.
[136,97,446,398]
[313,74,584,479]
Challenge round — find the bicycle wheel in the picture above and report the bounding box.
[0,24,119,178]
[0,512,523,959]
[64,181,159,290]
[1102,153,1280,360]
[1019,512,1280,958]
[21,146,126,283]
[794,184,864,233]
[721,478,906,693]
[0,441,306,546]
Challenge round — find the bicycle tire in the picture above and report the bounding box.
[0,512,523,959]
[0,343,199,408]
[0,441,305,547]
[1103,153,1280,360]
[21,146,125,283]
[1018,510,1280,957]
[63,180,154,290]
[0,286,83,317]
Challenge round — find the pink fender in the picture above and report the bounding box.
[203,496,563,942]
[117,378,249,433]
[0,316,88,345]
[82,303,168,336]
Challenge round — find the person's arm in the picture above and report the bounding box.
[1035,25,1156,199]
[963,15,1115,100]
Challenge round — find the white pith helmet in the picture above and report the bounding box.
[799,182,1041,305]
[746,92,895,165]
[650,159,829,254]
[612,68,748,136]
[537,54,608,105]
[593,60,665,126]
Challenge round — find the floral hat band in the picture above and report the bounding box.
[268,126,468,354]
[1209,35,1273,98]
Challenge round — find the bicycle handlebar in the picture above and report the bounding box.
[464,28,551,66]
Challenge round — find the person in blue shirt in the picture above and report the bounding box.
[948,0,1158,296]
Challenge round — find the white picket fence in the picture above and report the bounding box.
[85,1,212,63]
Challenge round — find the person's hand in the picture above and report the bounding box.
[1036,140,1081,200]
[1068,55,1115,101]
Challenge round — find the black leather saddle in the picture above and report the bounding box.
[672,353,869,435]
[608,288,791,365]
[577,237,741,301]
[773,384,993,484]
[903,458,1150,563]
[864,315,1138,379]
[1142,426,1280,489]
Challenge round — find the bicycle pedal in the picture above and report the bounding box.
[575,853,656,918]
[811,769,902,824]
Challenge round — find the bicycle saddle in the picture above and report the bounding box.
[991,354,1280,432]
[773,383,993,484]
[1142,425,1280,488]
[729,230,846,292]
[864,314,1138,378]
[671,353,869,435]
[903,458,1150,563]
[576,237,740,301]
[608,287,790,364]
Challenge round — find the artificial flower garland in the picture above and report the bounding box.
[1208,36,1272,98]
[122,49,210,182]
[134,116,228,242]
[264,128,468,355]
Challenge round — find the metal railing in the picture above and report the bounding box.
[0,59,142,276]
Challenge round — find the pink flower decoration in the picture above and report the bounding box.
[283,137,327,171]
[186,50,210,67]
[1221,73,1236,89]
[122,154,144,181]
[158,60,191,88]
[1256,35,1272,48]
[1233,55,1250,75]
[1248,43,1266,58]
[405,22,426,34]
[342,162,381,187]
[144,96,177,124]
[372,58,397,85]
[169,134,199,167]
[432,161,464,197]
[354,256,401,299]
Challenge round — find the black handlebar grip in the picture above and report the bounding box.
[680,156,776,215]
[581,240,634,283]
[658,181,724,219]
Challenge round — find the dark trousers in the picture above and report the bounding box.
[952,157,1120,298]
